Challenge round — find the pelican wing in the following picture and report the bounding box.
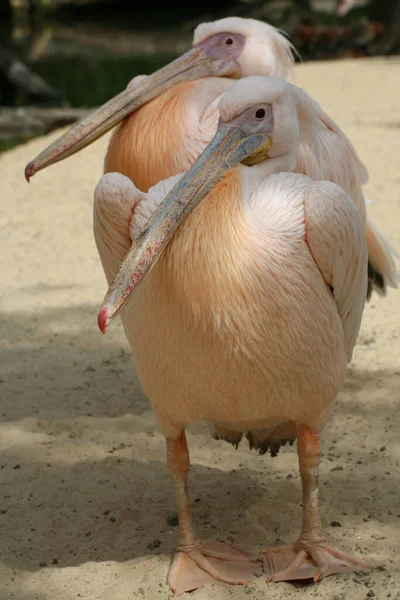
[304,180,368,362]
[129,173,184,240]
[292,87,398,297]
[296,102,368,221]
[316,106,368,185]
[93,171,183,285]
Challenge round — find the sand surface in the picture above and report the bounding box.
[1,58,399,600]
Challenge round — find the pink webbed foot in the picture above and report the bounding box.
[167,541,261,594]
[263,541,380,583]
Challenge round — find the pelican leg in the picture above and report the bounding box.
[166,431,259,594]
[263,425,378,583]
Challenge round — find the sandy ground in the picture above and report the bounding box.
[1,57,399,600]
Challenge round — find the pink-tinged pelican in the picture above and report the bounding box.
[93,76,377,594]
[24,17,398,299]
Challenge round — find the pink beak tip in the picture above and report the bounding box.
[97,306,108,334]
[25,161,35,182]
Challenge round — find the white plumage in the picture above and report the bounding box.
[93,76,374,593]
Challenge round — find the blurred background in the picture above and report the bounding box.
[1,0,399,152]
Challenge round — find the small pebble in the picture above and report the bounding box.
[147,539,162,551]
[330,521,342,527]
[166,512,179,527]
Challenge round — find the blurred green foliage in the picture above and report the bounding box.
[33,54,178,107]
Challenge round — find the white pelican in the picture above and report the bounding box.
[93,76,376,593]
[25,17,398,299]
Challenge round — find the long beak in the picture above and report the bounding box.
[25,47,239,181]
[98,124,270,333]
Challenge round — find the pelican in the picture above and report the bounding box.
[93,76,376,593]
[24,17,398,299]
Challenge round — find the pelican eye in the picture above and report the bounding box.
[255,108,266,119]
[225,37,234,45]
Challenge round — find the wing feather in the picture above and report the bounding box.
[304,180,368,361]
[130,173,184,239]
[295,91,368,220]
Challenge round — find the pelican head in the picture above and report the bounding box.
[98,75,301,332]
[25,18,295,180]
